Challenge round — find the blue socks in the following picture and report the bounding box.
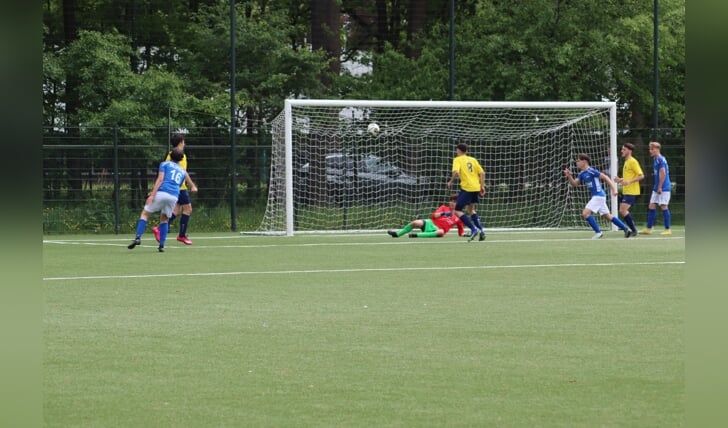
[167,213,190,237]
[459,214,477,235]
[587,215,629,233]
[624,213,637,232]
[586,216,600,232]
[158,222,169,246]
[611,217,629,231]
[646,209,656,228]
[135,218,148,238]
[663,209,671,229]
[179,214,190,237]
[646,208,670,229]
[471,213,484,231]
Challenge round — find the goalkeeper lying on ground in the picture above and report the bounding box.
[387,194,464,238]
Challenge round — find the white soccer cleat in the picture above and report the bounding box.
[591,232,603,240]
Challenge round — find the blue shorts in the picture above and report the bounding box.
[456,190,480,211]
[618,194,638,206]
[177,189,191,205]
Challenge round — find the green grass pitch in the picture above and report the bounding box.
[43,228,685,427]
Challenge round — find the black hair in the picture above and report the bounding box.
[622,142,635,152]
[170,147,184,162]
[576,153,591,164]
[456,143,468,153]
[170,133,185,148]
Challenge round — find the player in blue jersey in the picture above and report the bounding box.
[564,153,631,239]
[128,147,198,252]
[639,141,672,235]
[152,134,194,245]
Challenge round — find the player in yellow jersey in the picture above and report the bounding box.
[447,143,486,242]
[152,134,194,245]
[613,143,644,237]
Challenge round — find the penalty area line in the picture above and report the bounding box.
[43,260,685,281]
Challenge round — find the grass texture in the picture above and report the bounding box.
[43,228,685,427]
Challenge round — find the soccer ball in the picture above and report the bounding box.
[367,122,380,137]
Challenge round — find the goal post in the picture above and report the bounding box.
[258,100,618,236]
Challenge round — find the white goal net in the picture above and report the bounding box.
[258,100,617,236]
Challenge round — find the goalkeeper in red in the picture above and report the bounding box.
[387,194,464,238]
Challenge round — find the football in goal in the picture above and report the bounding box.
[367,122,380,137]
[258,100,618,236]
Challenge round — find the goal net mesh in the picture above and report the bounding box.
[257,101,614,234]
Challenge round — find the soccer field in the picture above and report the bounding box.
[43,229,685,427]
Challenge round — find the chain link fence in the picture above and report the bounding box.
[42,126,684,234]
[42,126,271,234]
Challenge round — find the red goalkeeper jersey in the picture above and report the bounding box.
[431,205,464,236]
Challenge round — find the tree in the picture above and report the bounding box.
[343,0,684,130]
[175,2,332,199]
[42,0,684,137]
[59,30,193,203]
[606,0,684,129]
[311,0,340,78]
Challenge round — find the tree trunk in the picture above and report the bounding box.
[374,0,387,53]
[406,0,426,59]
[311,0,341,79]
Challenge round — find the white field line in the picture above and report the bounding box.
[43,234,685,281]
[42,235,684,250]
[43,261,685,282]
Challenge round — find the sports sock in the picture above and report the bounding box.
[159,222,169,246]
[417,231,438,238]
[470,213,484,232]
[397,224,413,237]
[179,214,190,237]
[611,217,628,231]
[586,216,600,233]
[663,209,671,229]
[135,218,148,238]
[624,213,637,232]
[168,213,177,226]
[646,209,657,228]
[459,214,477,234]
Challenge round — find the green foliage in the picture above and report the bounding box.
[346,41,450,100]
[51,29,196,130]
[180,3,330,121]
[42,49,65,126]
[353,0,684,129]
[62,31,136,121]
[42,0,684,131]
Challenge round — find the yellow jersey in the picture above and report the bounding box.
[452,155,484,192]
[621,156,643,195]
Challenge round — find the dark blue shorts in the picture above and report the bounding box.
[456,190,480,211]
[618,194,638,206]
[177,190,191,205]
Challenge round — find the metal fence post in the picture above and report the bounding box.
[113,127,120,234]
